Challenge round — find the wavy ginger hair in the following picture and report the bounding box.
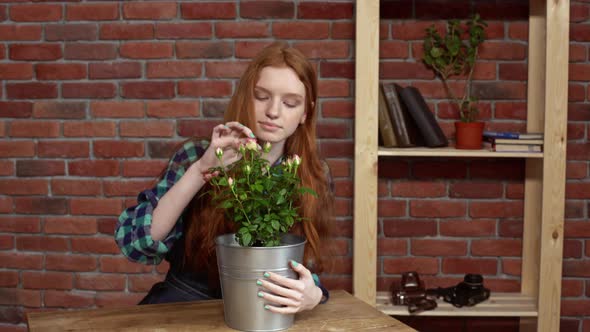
[183,42,334,275]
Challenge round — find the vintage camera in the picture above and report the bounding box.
[431,274,491,308]
[391,271,437,314]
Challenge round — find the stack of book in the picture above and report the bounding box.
[378,82,448,148]
[482,131,544,152]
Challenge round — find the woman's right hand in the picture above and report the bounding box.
[195,121,256,181]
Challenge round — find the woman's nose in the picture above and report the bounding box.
[265,99,280,118]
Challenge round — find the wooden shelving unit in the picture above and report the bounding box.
[376,292,537,317]
[352,1,569,331]
[378,147,543,159]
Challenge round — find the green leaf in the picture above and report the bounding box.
[299,187,318,197]
[447,39,461,56]
[242,233,252,246]
[420,14,487,124]
[271,220,280,230]
[203,134,320,247]
[429,47,442,58]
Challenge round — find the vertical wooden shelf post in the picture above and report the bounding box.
[353,0,380,305]
[537,0,569,331]
[520,0,546,330]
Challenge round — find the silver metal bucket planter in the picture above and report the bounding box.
[215,233,306,332]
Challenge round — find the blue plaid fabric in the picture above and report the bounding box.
[115,139,334,267]
[115,138,333,302]
[115,140,208,265]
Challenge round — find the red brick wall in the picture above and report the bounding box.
[0,1,588,331]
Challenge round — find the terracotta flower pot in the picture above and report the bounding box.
[455,121,484,150]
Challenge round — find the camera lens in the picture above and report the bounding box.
[464,274,483,284]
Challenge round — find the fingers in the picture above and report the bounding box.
[290,260,312,279]
[215,136,242,152]
[257,261,319,315]
[202,121,254,181]
[212,121,255,141]
[224,121,256,139]
[210,122,255,151]
[211,123,227,138]
[257,277,301,301]
[263,260,312,288]
[264,303,298,315]
[258,288,301,308]
[262,271,301,291]
[257,272,302,312]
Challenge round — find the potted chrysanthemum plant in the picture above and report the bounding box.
[207,139,316,332]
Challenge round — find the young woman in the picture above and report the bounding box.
[115,42,335,314]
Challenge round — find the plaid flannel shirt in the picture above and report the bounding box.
[114,140,334,266]
[115,140,207,265]
[115,139,333,302]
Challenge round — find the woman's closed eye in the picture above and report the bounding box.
[255,93,269,101]
[255,94,300,109]
[283,100,300,108]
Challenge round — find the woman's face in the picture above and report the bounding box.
[252,66,307,150]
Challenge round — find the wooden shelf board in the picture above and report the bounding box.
[376,291,538,317]
[378,147,543,158]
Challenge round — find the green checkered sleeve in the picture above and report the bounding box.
[114,140,207,265]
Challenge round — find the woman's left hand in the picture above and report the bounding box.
[257,260,323,314]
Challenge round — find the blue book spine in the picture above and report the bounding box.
[482,131,520,139]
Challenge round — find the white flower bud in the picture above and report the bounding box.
[215,147,223,158]
[228,177,234,187]
[293,155,301,166]
[245,139,257,151]
[263,142,271,153]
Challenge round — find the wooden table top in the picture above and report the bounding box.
[27,290,415,331]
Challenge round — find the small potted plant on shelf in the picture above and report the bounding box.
[208,139,316,332]
[423,14,487,149]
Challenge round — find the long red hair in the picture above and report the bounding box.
[182,42,334,275]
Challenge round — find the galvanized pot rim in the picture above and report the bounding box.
[215,233,307,249]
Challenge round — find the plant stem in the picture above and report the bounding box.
[430,60,462,112]
[441,78,462,117]
[447,24,460,79]
[230,184,252,225]
[462,48,478,121]
[221,155,252,227]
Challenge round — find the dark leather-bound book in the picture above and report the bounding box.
[380,83,423,147]
[378,85,398,147]
[398,86,448,147]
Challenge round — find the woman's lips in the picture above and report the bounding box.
[259,122,280,132]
